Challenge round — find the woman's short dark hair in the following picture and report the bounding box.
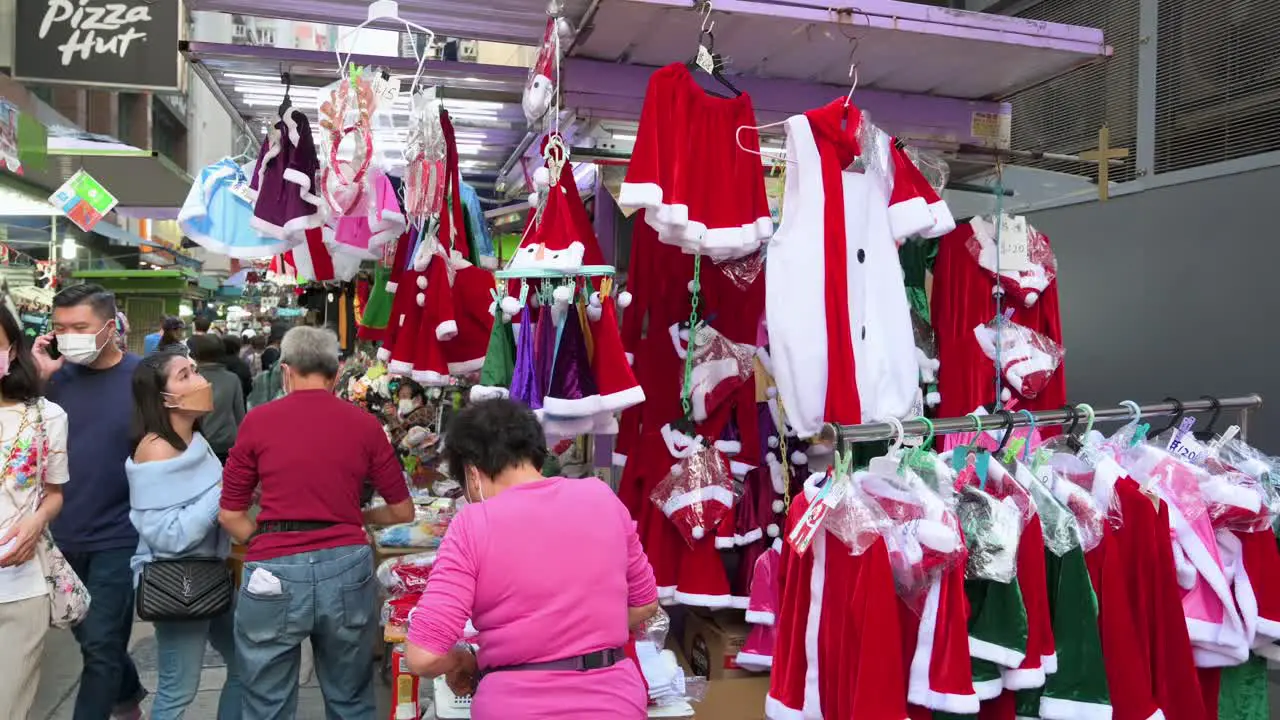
[132,349,194,452]
[0,304,41,403]
[188,333,224,364]
[223,334,241,355]
[444,399,548,482]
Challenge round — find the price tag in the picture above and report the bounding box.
[1166,416,1206,462]
[997,214,1033,272]
[695,45,716,75]
[228,178,255,206]
[788,478,843,555]
[379,75,401,104]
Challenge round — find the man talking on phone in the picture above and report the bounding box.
[34,284,146,720]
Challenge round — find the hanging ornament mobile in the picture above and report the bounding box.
[522,1,569,127]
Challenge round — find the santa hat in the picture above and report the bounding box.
[657,476,735,548]
[588,294,645,413]
[890,139,955,239]
[444,265,496,376]
[674,536,733,608]
[469,310,516,402]
[541,304,602,417]
[508,303,544,411]
[522,17,558,125]
[886,140,943,242]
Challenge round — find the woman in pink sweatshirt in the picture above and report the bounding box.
[406,399,659,718]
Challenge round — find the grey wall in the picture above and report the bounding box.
[1028,164,1280,449]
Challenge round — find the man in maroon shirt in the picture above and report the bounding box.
[219,326,413,718]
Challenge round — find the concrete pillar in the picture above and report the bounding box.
[49,87,86,127]
[85,91,119,137]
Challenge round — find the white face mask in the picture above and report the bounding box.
[59,322,111,365]
[398,398,418,417]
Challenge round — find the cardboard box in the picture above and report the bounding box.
[674,633,770,720]
[682,611,759,680]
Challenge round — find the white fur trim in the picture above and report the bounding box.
[734,651,774,672]
[730,460,756,478]
[249,164,327,242]
[1041,652,1058,675]
[612,452,628,468]
[738,527,764,546]
[765,695,805,720]
[376,347,391,362]
[385,281,399,293]
[624,352,634,366]
[672,590,733,609]
[599,384,646,412]
[745,610,776,626]
[618,182,664,212]
[923,199,956,239]
[908,579,980,713]
[730,595,751,610]
[541,394,603,418]
[656,585,676,601]
[447,356,485,375]
[1002,666,1046,691]
[1164,499,1250,665]
[468,386,510,402]
[436,320,459,341]
[973,677,1005,701]
[802,527,827,717]
[887,196,934,241]
[411,369,451,386]
[969,636,1026,668]
[715,440,742,455]
[1039,696,1114,720]
[661,485,736,516]
[715,535,737,550]
[387,359,413,375]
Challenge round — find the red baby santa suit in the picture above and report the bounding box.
[409,253,457,386]
[442,260,496,376]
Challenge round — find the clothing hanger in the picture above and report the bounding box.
[994,409,1016,454]
[1018,409,1036,463]
[277,72,293,119]
[337,0,434,95]
[685,2,741,98]
[1193,396,1222,442]
[1157,397,1185,435]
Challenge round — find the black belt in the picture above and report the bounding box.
[252,521,339,539]
[479,647,628,680]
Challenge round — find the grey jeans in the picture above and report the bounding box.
[234,544,377,720]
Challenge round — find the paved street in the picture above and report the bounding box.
[33,621,407,719]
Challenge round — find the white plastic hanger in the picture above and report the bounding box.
[336,1,434,96]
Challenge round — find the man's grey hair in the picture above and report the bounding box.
[280,326,340,378]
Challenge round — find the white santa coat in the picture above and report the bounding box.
[766,115,920,439]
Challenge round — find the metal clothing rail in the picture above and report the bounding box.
[825,395,1264,444]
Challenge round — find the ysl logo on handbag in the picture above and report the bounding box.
[181,575,193,599]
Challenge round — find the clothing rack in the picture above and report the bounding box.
[825,395,1264,445]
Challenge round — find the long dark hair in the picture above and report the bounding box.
[0,304,41,404]
[132,349,196,452]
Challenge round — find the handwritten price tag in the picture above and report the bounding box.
[228,179,254,206]
[997,214,1033,272]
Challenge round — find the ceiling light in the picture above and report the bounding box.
[442,99,504,111]
[610,133,637,143]
[223,73,280,82]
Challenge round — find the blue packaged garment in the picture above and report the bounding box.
[179,158,294,258]
[460,181,495,259]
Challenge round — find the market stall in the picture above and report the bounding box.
[165,3,1280,720]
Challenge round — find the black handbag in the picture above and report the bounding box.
[136,557,233,622]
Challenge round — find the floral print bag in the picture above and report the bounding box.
[0,402,90,628]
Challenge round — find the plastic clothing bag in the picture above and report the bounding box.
[973,315,1064,401]
[965,214,1058,307]
[650,443,736,548]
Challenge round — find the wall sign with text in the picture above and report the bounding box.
[13,0,185,91]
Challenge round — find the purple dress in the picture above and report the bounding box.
[510,308,543,410]
[250,108,325,242]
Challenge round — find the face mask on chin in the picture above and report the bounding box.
[59,322,112,366]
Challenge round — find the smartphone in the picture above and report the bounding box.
[46,336,60,360]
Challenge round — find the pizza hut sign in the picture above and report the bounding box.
[13,0,185,91]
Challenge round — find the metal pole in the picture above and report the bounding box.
[827,395,1264,444]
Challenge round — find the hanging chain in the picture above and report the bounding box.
[777,401,792,510]
[680,254,704,419]
[992,159,1006,410]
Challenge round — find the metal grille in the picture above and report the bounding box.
[1154,0,1280,174]
[124,297,164,356]
[1009,0,1140,184]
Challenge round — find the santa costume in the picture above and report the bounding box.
[931,220,1067,429]
[442,261,497,376]
[619,63,772,259]
[765,102,950,440]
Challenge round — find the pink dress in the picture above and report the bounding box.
[409,477,656,719]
